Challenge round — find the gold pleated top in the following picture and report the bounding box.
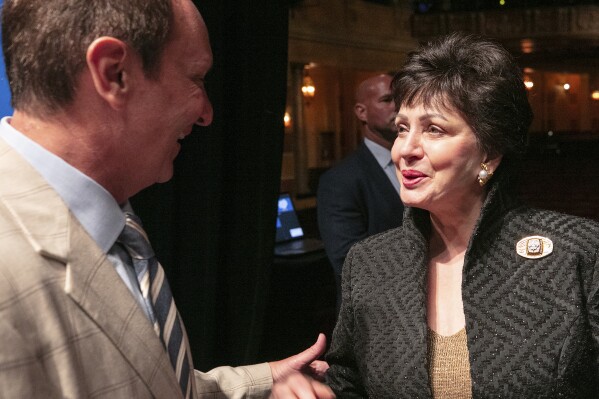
[427,327,472,399]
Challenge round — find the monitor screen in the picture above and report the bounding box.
[275,193,304,243]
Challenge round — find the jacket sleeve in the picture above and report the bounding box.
[317,172,368,278]
[586,246,599,378]
[195,363,272,399]
[325,246,367,398]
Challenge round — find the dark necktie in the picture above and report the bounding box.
[117,213,193,399]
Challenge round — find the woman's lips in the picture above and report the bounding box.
[401,170,427,188]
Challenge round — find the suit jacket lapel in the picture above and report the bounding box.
[0,138,182,399]
[67,223,182,398]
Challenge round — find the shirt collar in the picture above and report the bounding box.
[363,137,393,168]
[0,116,125,253]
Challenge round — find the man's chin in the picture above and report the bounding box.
[156,167,175,184]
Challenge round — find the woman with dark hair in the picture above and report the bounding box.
[325,32,599,398]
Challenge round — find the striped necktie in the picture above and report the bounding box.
[117,213,193,399]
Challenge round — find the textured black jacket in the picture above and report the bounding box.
[326,178,599,398]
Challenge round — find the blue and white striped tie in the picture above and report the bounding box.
[118,213,193,399]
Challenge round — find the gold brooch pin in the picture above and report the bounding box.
[516,236,553,259]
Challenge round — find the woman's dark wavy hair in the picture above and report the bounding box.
[391,32,533,162]
[2,0,172,116]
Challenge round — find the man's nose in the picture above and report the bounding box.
[195,98,213,127]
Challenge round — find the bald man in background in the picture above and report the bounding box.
[317,74,404,312]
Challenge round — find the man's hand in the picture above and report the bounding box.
[269,333,329,382]
[270,373,335,399]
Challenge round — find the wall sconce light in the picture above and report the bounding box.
[284,112,292,128]
[591,90,599,101]
[520,39,534,54]
[563,83,571,91]
[301,70,315,98]
[524,77,534,90]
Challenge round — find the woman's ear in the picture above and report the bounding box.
[484,153,503,174]
[86,37,130,109]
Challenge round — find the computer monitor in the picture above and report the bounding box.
[275,193,304,243]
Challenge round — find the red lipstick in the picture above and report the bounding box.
[401,169,427,188]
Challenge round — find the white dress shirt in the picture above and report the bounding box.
[364,137,401,195]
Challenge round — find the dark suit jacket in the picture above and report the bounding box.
[317,141,403,306]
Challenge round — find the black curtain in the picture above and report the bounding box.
[131,0,288,370]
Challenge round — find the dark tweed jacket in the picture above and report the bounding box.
[326,177,599,398]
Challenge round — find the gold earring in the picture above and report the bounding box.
[477,163,493,186]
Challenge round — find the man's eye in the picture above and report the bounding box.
[192,76,206,88]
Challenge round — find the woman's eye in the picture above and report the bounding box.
[396,125,409,135]
[426,125,444,135]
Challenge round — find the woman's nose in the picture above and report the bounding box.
[395,130,423,160]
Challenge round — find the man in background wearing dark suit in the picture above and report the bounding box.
[317,74,404,312]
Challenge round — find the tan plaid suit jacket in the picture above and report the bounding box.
[0,137,271,398]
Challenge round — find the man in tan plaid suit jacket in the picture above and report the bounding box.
[0,0,334,397]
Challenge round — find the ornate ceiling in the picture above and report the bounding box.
[412,5,599,72]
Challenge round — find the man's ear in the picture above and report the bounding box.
[86,37,131,109]
[354,102,367,123]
